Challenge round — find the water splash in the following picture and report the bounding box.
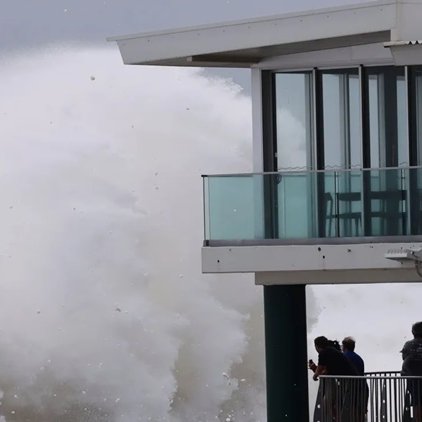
[0,46,265,422]
[4,43,417,422]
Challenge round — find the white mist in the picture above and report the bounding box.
[1,44,421,422]
[0,46,265,422]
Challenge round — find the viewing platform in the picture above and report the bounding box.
[111,0,422,420]
[316,372,422,422]
[201,166,422,284]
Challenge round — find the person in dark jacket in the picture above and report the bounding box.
[310,336,356,380]
[401,322,422,422]
[309,336,357,422]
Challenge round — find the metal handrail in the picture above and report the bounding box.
[315,372,422,422]
[201,165,422,178]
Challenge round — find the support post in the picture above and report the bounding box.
[264,284,309,421]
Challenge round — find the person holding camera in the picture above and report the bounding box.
[309,336,357,422]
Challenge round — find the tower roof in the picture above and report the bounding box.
[108,0,422,68]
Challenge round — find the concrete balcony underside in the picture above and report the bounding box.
[202,236,422,284]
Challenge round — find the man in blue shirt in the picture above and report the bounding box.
[342,336,365,375]
[342,336,367,421]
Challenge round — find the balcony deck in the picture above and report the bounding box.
[202,167,422,282]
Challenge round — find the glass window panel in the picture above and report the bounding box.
[397,75,408,166]
[275,73,315,238]
[366,67,406,168]
[275,73,313,170]
[336,170,363,237]
[368,74,383,168]
[366,168,407,236]
[322,70,361,169]
[349,75,362,168]
[322,74,342,168]
[323,171,337,237]
[277,172,316,238]
[205,174,317,240]
[415,70,422,165]
[409,166,422,234]
[206,176,258,240]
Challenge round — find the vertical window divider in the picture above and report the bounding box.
[407,65,418,234]
[306,72,315,238]
[312,68,320,237]
[335,170,339,237]
[312,68,319,171]
[341,74,350,169]
[359,65,370,236]
[404,66,411,235]
[314,68,326,237]
[262,71,278,239]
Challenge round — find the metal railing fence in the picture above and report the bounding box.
[314,372,422,422]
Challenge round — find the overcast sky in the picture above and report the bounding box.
[1,0,369,53]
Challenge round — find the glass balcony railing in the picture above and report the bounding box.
[202,167,422,242]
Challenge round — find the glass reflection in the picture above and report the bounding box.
[397,75,408,166]
[203,168,411,241]
[322,70,361,169]
[366,67,406,168]
[415,70,422,165]
[275,73,313,170]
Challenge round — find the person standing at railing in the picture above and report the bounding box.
[309,336,357,422]
[342,336,367,422]
[309,336,356,380]
[341,336,364,375]
[401,321,422,422]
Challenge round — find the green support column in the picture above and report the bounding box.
[264,284,309,421]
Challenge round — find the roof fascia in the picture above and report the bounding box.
[109,1,397,68]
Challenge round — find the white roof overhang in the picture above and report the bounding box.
[108,0,422,68]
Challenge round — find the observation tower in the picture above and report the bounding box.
[110,1,422,419]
